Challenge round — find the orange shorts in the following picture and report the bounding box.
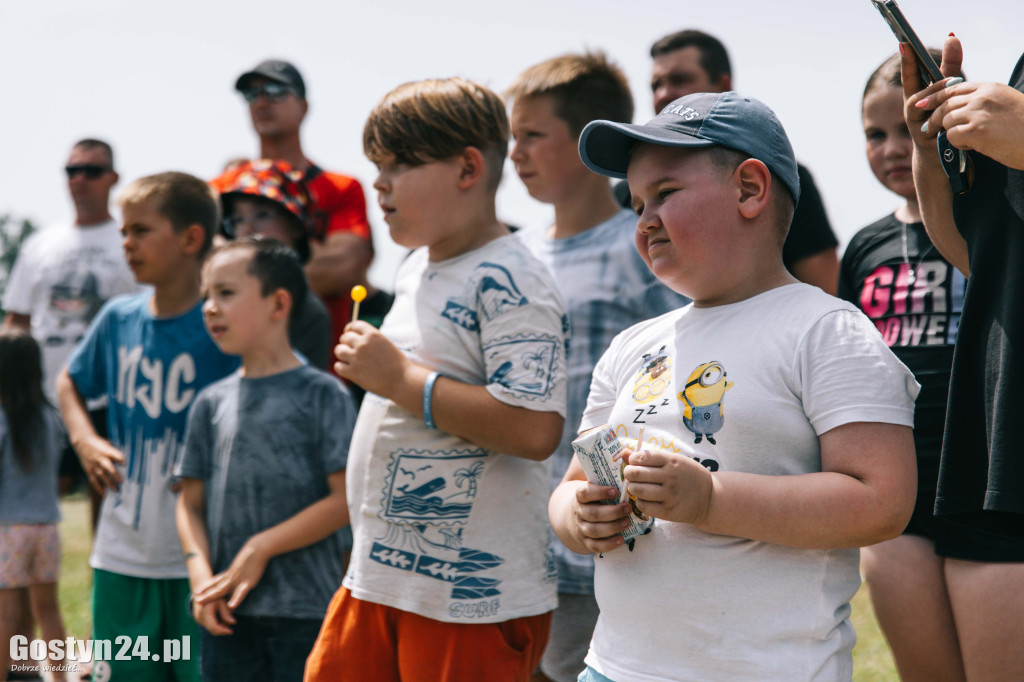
[304,587,552,682]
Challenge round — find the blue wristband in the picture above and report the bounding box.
[423,371,440,430]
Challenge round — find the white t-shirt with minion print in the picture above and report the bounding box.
[579,283,918,682]
[343,235,568,624]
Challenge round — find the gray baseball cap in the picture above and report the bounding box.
[579,91,800,203]
[235,59,307,99]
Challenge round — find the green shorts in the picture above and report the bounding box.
[91,568,200,682]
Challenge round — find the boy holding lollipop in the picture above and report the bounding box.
[305,77,568,682]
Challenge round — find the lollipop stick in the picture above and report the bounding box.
[350,285,367,323]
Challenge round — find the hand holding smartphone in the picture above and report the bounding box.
[871,0,972,194]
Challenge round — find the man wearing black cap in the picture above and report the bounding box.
[234,60,312,164]
[214,59,379,370]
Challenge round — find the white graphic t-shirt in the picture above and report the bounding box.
[344,235,568,623]
[580,284,919,681]
[2,220,138,403]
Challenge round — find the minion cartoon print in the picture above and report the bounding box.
[678,361,733,444]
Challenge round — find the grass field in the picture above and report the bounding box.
[54,494,899,680]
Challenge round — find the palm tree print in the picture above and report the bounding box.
[454,461,485,499]
[523,346,551,377]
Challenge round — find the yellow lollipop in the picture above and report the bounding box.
[351,285,368,322]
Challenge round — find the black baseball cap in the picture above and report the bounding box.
[235,59,306,99]
[579,91,800,203]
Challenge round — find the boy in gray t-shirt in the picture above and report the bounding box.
[176,239,355,682]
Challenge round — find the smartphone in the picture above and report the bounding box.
[871,0,972,194]
[871,0,943,85]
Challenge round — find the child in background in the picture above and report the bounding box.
[550,91,919,681]
[0,330,67,682]
[176,239,354,682]
[506,51,688,682]
[217,159,333,370]
[843,51,1024,682]
[305,77,568,682]
[218,159,394,403]
[57,172,239,682]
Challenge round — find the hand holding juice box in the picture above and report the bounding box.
[571,424,654,547]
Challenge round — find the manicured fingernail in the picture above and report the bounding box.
[916,97,930,108]
[949,32,956,37]
[945,77,963,88]
[921,121,929,134]
[898,43,906,56]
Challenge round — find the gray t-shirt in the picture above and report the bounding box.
[0,408,63,524]
[177,364,355,619]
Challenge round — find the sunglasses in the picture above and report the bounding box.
[65,164,111,180]
[241,82,298,103]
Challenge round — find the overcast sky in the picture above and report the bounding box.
[2,0,1019,287]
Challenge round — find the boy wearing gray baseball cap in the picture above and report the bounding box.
[549,92,920,680]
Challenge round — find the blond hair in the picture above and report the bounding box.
[363,77,509,189]
[117,171,219,258]
[506,51,634,137]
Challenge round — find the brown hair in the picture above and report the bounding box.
[0,329,48,472]
[204,238,308,325]
[363,77,509,189]
[506,51,634,138]
[117,171,219,258]
[650,29,732,83]
[863,48,959,100]
[73,138,115,169]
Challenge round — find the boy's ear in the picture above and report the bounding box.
[735,159,772,220]
[456,146,487,189]
[270,288,292,323]
[179,223,207,256]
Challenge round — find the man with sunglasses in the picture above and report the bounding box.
[212,60,376,374]
[3,139,137,405]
